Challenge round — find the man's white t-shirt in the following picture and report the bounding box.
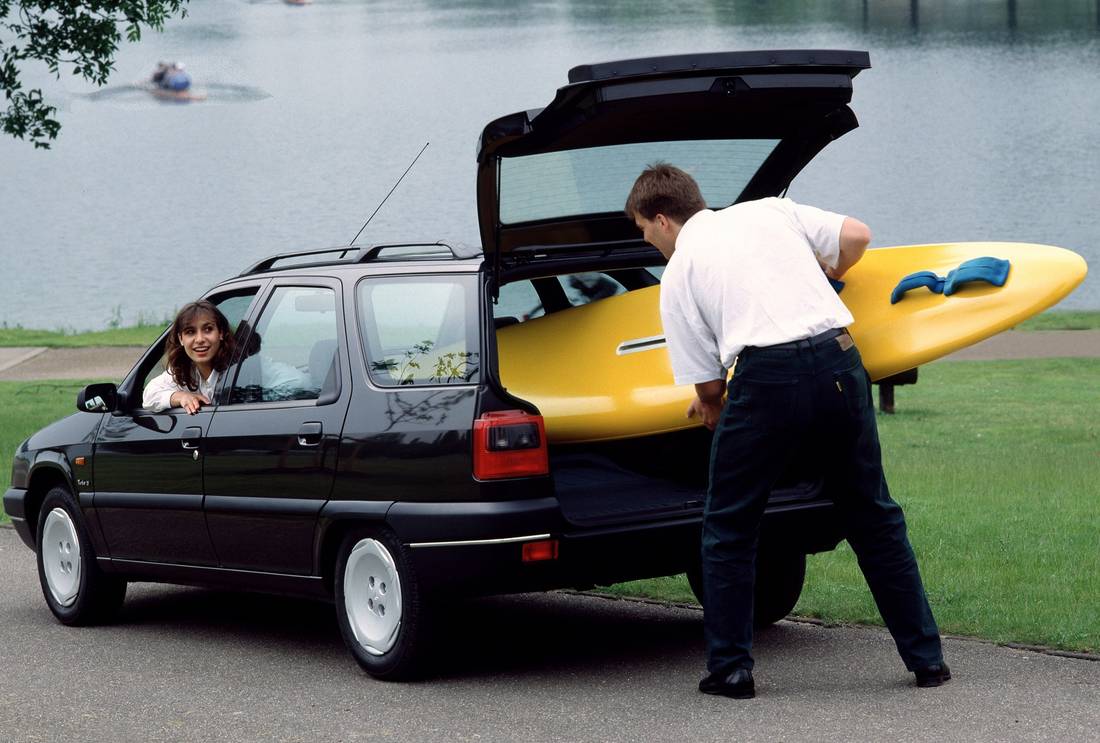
[659,197,855,386]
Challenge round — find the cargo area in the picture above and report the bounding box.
[547,426,829,528]
[492,272,829,529]
[549,427,712,526]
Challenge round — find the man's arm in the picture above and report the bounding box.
[688,378,726,431]
[826,217,872,279]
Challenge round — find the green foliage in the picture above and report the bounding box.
[1,0,189,148]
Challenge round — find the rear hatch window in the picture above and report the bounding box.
[500,139,779,225]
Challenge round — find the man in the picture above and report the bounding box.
[626,163,950,699]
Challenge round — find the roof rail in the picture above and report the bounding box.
[355,242,480,262]
[240,246,364,276]
[240,242,480,276]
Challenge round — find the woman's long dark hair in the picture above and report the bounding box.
[165,300,236,390]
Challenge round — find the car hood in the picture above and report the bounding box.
[476,49,870,266]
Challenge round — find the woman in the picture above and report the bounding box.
[143,300,236,414]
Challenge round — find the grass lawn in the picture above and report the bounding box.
[0,380,97,525]
[0,324,165,348]
[601,358,1100,654]
[1015,309,1100,331]
[2,360,1098,654]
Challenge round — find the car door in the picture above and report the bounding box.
[202,279,350,575]
[93,287,262,565]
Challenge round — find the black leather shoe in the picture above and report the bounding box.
[698,668,755,699]
[914,662,952,688]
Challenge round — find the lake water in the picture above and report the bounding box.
[2,0,1098,331]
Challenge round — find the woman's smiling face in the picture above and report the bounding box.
[178,310,222,374]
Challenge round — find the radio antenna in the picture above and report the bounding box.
[350,141,430,245]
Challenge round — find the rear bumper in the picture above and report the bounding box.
[392,497,843,596]
[2,488,35,550]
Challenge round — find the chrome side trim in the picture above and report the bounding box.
[616,335,667,355]
[408,533,552,549]
[105,557,323,580]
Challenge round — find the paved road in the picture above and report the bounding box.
[1,529,1097,743]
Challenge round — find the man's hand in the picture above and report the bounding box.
[171,391,211,415]
[688,378,727,431]
[687,396,724,431]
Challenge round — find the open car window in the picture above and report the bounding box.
[140,288,260,396]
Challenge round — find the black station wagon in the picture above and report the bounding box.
[5,50,870,679]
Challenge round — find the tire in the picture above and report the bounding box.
[752,551,806,628]
[334,527,428,680]
[36,486,127,626]
[686,551,807,629]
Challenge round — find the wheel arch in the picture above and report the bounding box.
[25,459,77,548]
[315,501,395,593]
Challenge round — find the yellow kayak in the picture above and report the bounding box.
[497,241,1087,443]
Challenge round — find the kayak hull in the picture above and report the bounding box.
[496,241,1087,443]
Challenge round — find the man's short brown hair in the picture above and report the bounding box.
[625,163,706,224]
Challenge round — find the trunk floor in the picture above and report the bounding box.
[551,453,705,526]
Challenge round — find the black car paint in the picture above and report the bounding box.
[7,256,845,604]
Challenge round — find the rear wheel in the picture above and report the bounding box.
[36,486,127,625]
[686,551,806,629]
[335,527,428,680]
[751,551,806,627]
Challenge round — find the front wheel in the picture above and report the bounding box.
[36,486,127,625]
[686,551,807,629]
[334,528,429,680]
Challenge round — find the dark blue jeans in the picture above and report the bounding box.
[702,335,943,675]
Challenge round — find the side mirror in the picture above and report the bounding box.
[76,383,118,413]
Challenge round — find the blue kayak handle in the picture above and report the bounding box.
[943,257,1011,296]
[890,256,1011,304]
[890,271,945,304]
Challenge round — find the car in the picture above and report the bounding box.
[5,49,870,679]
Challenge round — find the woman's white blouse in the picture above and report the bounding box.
[142,368,221,412]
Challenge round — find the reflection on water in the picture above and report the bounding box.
[1,0,1098,331]
[83,84,272,105]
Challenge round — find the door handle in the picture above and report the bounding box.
[181,426,202,450]
[298,422,323,447]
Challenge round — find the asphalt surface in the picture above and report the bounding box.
[1,529,1097,743]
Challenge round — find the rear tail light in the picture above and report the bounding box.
[522,539,559,562]
[473,410,548,480]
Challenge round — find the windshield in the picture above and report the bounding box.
[498,139,780,225]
